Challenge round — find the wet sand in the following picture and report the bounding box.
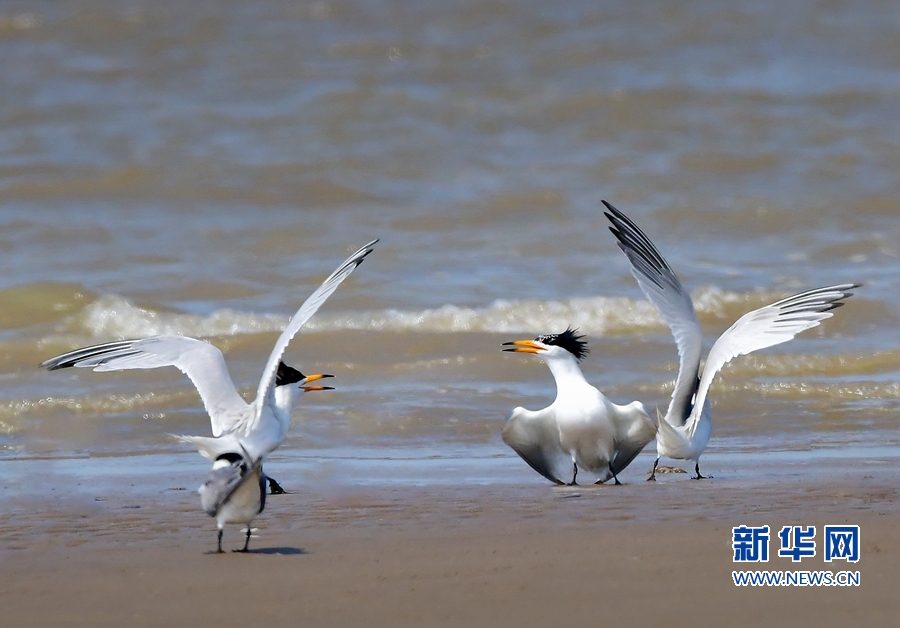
[2,454,898,627]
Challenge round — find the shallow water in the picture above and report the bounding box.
[1,0,899,485]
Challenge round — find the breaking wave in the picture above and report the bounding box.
[57,287,755,339]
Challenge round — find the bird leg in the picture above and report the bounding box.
[647,457,660,482]
[233,527,252,553]
[216,529,225,554]
[608,462,622,486]
[692,461,712,480]
[567,462,578,486]
[267,477,286,495]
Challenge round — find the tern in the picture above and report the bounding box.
[200,448,266,553]
[41,239,378,491]
[603,201,858,480]
[502,328,657,485]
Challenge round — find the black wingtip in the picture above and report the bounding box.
[40,357,78,371]
[351,239,379,268]
[602,202,640,243]
[39,355,66,370]
[601,199,621,216]
[601,199,627,221]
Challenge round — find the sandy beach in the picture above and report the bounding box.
[3,1,900,626]
[3,454,898,628]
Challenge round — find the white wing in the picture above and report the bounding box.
[199,451,263,517]
[199,460,245,516]
[40,336,247,435]
[501,407,570,485]
[604,201,703,426]
[693,284,859,414]
[608,402,657,476]
[252,239,378,415]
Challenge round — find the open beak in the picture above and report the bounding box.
[301,373,334,392]
[502,339,543,354]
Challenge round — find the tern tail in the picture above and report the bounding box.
[171,434,238,461]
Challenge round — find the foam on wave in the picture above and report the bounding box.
[63,286,751,339]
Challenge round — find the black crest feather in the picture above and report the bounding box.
[536,327,589,361]
[214,451,248,473]
[275,361,306,386]
[215,452,245,465]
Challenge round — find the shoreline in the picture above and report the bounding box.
[2,452,899,627]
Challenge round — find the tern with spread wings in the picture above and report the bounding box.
[199,448,267,553]
[604,201,857,480]
[502,328,657,485]
[41,240,378,492]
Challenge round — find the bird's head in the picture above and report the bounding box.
[275,361,335,394]
[213,451,249,473]
[502,327,589,363]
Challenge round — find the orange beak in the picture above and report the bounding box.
[301,373,335,392]
[501,339,543,354]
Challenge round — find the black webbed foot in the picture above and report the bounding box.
[232,526,253,553]
[692,462,712,480]
[607,461,622,485]
[267,477,286,495]
[567,462,578,486]
[647,458,660,482]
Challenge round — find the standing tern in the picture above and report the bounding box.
[603,201,858,480]
[200,448,266,553]
[41,239,378,487]
[502,328,657,485]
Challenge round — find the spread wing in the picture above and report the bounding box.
[199,451,264,517]
[609,402,657,477]
[252,239,378,415]
[693,283,859,414]
[501,408,570,485]
[604,201,703,426]
[199,460,245,516]
[40,336,247,435]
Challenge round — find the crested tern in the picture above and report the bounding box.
[41,239,378,488]
[200,449,266,553]
[502,328,657,485]
[603,201,858,480]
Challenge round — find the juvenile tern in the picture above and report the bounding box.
[603,201,858,480]
[200,449,266,553]
[41,239,378,482]
[502,328,656,485]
